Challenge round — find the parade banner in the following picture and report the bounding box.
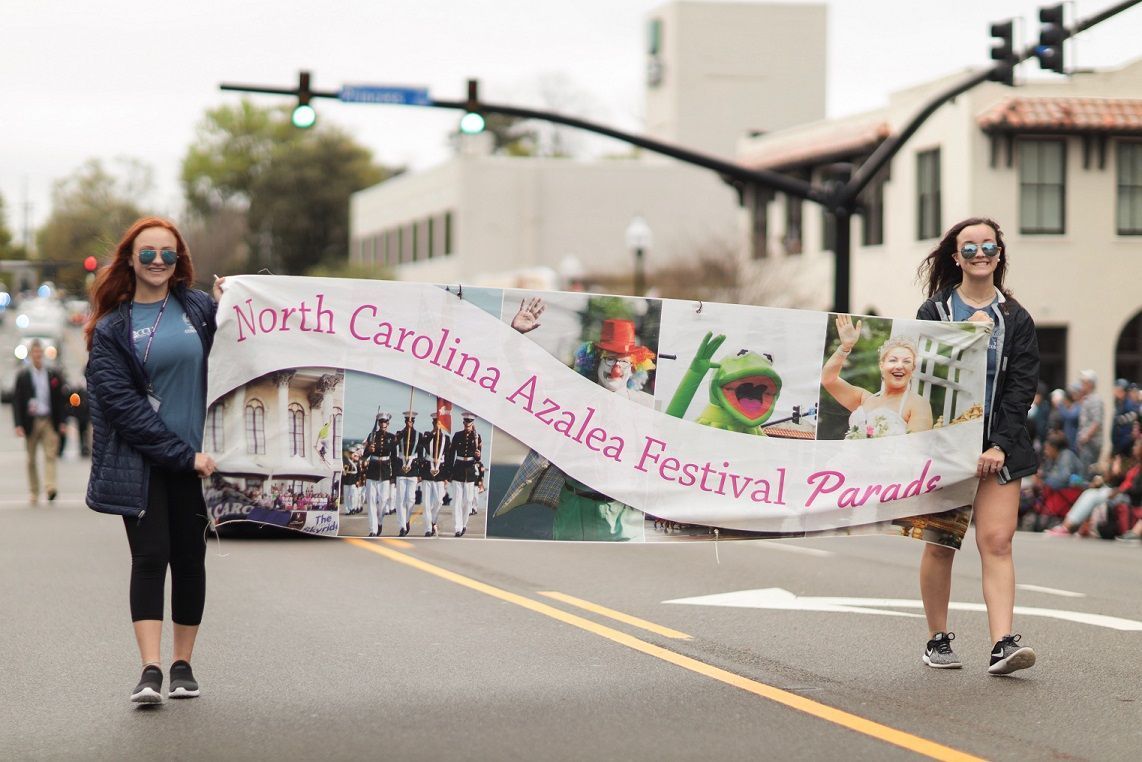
[203,276,990,547]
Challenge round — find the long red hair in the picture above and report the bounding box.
[84,216,196,350]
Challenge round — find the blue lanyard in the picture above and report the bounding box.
[131,292,170,367]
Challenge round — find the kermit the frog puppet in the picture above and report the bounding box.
[666,332,783,435]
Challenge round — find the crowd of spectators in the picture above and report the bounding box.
[1020,371,1142,541]
[207,477,336,512]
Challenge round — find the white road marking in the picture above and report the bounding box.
[744,541,834,558]
[1016,583,1085,598]
[665,588,1142,631]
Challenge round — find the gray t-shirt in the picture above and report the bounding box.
[131,297,205,451]
[1079,393,1104,438]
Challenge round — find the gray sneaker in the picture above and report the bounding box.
[130,665,163,704]
[923,632,962,669]
[988,634,1036,675]
[168,660,200,698]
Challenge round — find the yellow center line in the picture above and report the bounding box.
[537,590,692,640]
[343,538,983,762]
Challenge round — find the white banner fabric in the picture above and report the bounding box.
[207,276,988,535]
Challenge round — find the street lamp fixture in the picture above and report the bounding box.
[625,215,652,297]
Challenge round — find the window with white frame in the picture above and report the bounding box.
[916,149,941,240]
[1117,141,1142,235]
[1018,139,1066,234]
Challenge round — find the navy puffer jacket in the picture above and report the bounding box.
[917,286,1039,485]
[86,286,217,517]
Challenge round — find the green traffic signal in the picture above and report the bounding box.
[459,111,486,135]
[292,103,317,129]
[292,70,316,129]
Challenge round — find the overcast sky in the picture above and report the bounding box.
[1,0,1138,244]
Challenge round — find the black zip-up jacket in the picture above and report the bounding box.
[86,286,217,517]
[917,286,1039,484]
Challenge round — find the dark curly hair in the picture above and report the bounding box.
[917,217,1012,300]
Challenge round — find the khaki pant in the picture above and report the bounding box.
[26,417,59,499]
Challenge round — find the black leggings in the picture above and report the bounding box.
[122,467,209,625]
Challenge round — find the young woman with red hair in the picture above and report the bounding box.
[85,216,225,703]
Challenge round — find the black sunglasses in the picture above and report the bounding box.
[138,248,178,266]
[959,242,1000,259]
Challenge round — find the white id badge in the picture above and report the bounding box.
[147,393,162,412]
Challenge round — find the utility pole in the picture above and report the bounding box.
[22,176,34,257]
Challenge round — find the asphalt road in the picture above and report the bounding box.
[2,321,1141,760]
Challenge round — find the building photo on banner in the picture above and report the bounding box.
[202,276,989,548]
[204,368,345,535]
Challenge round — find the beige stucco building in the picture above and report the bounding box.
[736,59,1142,404]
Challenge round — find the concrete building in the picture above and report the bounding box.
[736,58,1142,404]
[348,1,826,289]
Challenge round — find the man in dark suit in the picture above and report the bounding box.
[12,340,67,504]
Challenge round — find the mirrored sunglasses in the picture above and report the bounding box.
[138,248,178,266]
[959,242,1000,259]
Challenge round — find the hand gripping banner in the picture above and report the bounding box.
[204,276,990,547]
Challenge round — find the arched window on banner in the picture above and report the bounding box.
[245,399,265,455]
[288,403,306,457]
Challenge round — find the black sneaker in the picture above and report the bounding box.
[988,634,1036,675]
[169,660,200,698]
[131,665,163,704]
[923,632,962,669]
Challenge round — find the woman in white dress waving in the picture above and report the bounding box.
[821,315,933,438]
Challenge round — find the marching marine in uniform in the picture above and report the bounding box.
[418,412,452,536]
[342,449,361,516]
[366,412,397,522]
[393,411,421,537]
[362,441,385,536]
[448,411,483,536]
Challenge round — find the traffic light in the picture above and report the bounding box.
[83,256,98,272]
[459,78,485,135]
[988,20,1015,86]
[292,70,317,129]
[1037,4,1066,73]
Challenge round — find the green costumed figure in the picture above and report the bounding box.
[496,316,656,541]
[666,331,783,434]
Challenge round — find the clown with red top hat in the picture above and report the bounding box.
[573,318,657,402]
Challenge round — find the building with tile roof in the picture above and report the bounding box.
[735,58,1142,445]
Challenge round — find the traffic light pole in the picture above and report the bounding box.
[829,0,1139,311]
[220,82,827,206]
[220,0,1139,312]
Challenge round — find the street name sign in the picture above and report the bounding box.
[339,85,431,106]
